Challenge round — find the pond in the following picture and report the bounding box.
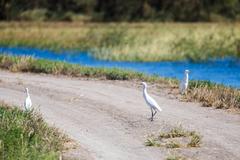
[1,46,240,88]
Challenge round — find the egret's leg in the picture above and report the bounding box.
[150,108,154,121]
[153,110,157,117]
[150,110,157,121]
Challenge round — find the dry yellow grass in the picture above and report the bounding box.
[0,22,240,61]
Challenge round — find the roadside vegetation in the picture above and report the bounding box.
[0,54,239,111]
[0,22,240,62]
[188,81,240,110]
[145,126,202,148]
[0,102,67,160]
[166,154,187,160]
[165,152,196,160]
[146,126,201,160]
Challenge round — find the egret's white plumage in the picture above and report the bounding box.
[141,82,162,121]
[179,70,190,94]
[24,88,32,111]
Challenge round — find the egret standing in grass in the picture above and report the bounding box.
[141,82,162,121]
[179,70,190,94]
[24,88,32,111]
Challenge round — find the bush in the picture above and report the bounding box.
[19,9,48,21]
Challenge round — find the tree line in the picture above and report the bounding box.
[1,0,240,22]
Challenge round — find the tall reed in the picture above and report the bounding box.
[0,22,240,61]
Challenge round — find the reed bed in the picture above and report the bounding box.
[0,22,240,61]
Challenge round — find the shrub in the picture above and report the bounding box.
[19,9,48,21]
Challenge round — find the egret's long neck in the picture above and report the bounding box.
[143,85,148,96]
[184,73,189,83]
[26,91,30,97]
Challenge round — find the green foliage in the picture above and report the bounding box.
[1,0,240,21]
[105,69,130,80]
[31,59,60,74]
[19,9,48,21]
[0,104,66,159]
[48,11,75,22]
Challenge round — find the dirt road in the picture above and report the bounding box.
[0,70,240,160]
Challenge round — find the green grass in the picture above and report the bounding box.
[0,54,172,83]
[0,102,67,160]
[0,54,239,111]
[145,137,160,147]
[0,22,240,62]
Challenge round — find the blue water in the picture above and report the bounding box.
[1,46,240,88]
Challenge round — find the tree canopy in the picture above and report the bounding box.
[0,0,240,21]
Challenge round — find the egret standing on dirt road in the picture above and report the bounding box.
[141,82,162,121]
[179,70,190,94]
[24,88,32,111]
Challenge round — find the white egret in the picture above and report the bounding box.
[24,88,32,111]
[141,82,162,121]
[179,70,190,94]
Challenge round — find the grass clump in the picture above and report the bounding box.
[165,140,181,148]
[166,155,187,160]
[187,80,240,109]
[146,126,202,149]
[145,137,160,147]
[159,126,188,139]
[0,102,67,159]
[187,132,201,147]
